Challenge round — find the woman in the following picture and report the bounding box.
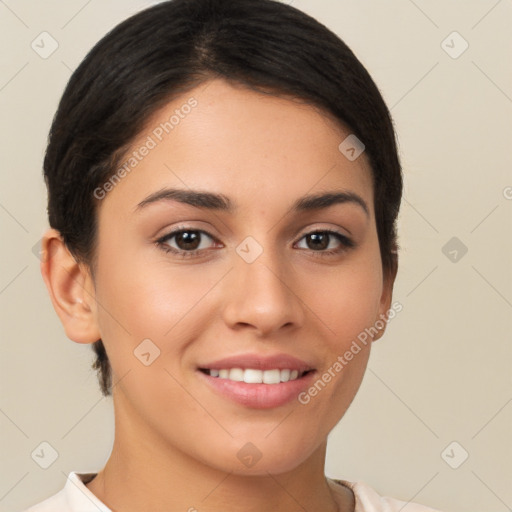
[26,0,440,510]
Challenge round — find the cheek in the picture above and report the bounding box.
[292,248,382,415]
[92,242,226,363]
[300,254,383,346]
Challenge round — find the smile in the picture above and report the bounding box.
[199,368,311,384]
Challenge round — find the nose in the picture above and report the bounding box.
[221,246,304,337]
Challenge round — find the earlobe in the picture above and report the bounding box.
[40,228,101,344]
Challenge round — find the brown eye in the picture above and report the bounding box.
[174,231,202,250]
[157,229,218,256]
[305,232,329,250]
[296,230,354,253]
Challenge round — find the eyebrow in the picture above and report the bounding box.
[135,188,369,217]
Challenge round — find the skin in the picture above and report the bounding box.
[41,78,397,512]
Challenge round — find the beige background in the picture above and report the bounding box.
[1,1,511,511]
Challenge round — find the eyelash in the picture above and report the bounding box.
[155,226,355,260]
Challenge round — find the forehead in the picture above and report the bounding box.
[98,78,374,218]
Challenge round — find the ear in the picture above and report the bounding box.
[372,252,399,342]
[40,228,101,344]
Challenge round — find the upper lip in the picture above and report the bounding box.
[198,353,315,372]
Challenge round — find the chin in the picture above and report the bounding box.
[199,436,318,477]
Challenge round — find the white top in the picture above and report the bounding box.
[23,472,441,512]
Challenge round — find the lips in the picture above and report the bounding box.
[198,353,315,372]
[196,352,317,409]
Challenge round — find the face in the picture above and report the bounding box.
[88,78,394,475]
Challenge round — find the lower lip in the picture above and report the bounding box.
[196,370,317,409]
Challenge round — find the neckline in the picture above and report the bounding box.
[74,472,357,512]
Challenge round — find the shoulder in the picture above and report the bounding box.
[22,471,109,512]
[329,478,442,512]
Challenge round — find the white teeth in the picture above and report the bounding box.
[229,368,244,381]
[205,368,306,384]
[263,369,280,384]
[244,369,263,383]
[280,369,291,382]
